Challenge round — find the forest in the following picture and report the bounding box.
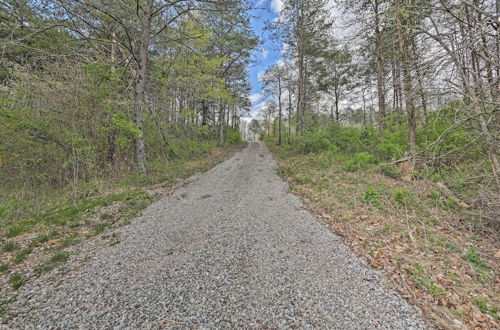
[259,0,498,225]
[0,0,499,328]
[258,0,499,327]
[0,0,255,235]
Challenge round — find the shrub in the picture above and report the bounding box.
[361,188,380,206]
[380,165,400,179]
[393,189,413,205]
[225,130,242,145]
[375,141,406,161]
[326,124,364,153]
[343,152,379,172]
[302,130,332,154]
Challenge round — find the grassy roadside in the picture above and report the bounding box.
[267,142,499,329]
[0,143,244,318]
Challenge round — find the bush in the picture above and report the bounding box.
[225,130,242,145]
[380,165,400,179]
[343,152,379,172]
[302,130,332,153]
[375,140,406,161]
[393,189,413,206]
[361,188,380,206]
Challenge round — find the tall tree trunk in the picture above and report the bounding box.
[111,31,117,73]
[391,58,398,110]
[334,84,340,122]
[278,77,282,145]
[412,38,428,126]
[201,101,208,126]
[373,0,386,130]
[218,103,225,146]
[362,87,367,127]
[288,86,292,143]
[296,4,305,133]
[133,0,153,174]
[426,15,500,189]
[396,0,417,157]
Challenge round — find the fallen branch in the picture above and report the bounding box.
[436,182,470,209]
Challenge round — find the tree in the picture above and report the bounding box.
[394,0,417,157]
[261,63,288,144]
[316,45,357,122]
[46,0,254,173]
[0,0,256,187]
[249,119,261,141]
[275,0,334,133]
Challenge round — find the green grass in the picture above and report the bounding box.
[360,188,381,206]
[419,277,449,296]
[12,248,32,264]
[108,239,120,246]
[6,221,36,238]
[0,263,9,273]
[59,233,79,248]
[2,242,20,252]
[9,273,26,289]
[465,247,491,269]
[38,198,109,225]
[31,232,57,245]
[94,224,108,234]
[475,298,499,320]
[2,187,153,239]
[0,296,14,317]
[34,251,70,275]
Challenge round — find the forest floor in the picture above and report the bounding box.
[266,142,499,329]
[2,142,426,328]
[0,143,243,320]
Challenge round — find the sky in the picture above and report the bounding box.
[245,0,283,119]
[244,0,345,120]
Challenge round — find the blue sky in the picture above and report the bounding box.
[246,0,282,118]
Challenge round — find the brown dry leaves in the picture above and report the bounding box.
[277,155,499,330]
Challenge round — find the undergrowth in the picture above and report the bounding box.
[0,141,244,318]
[267,139,499,329]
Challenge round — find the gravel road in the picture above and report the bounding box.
[6,142,428,329]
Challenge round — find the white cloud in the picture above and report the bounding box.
[260,47,269,59]
[251,101,267,120]
[270,0,282,13]
[249,92,263,104]
[257,70,266,82]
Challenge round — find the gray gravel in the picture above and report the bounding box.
[5,142,428,329]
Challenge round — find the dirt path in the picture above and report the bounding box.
[6,142,428,328]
